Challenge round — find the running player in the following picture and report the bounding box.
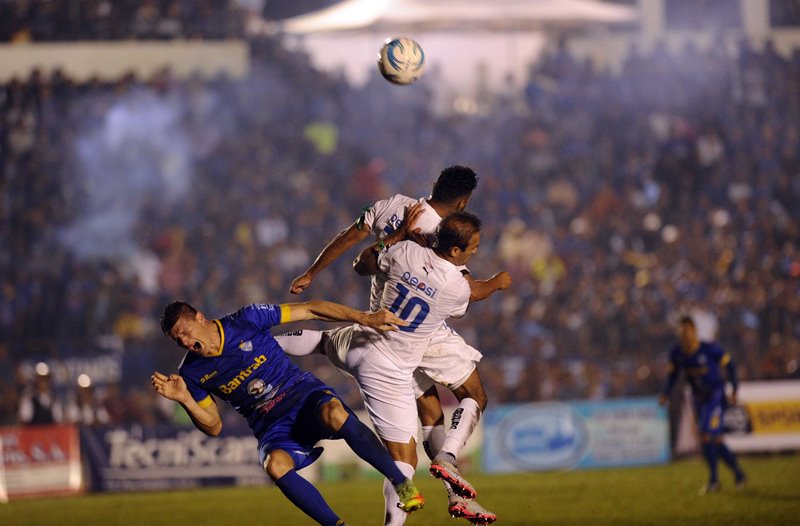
[287,165,508,523]
[151,299,424,526]
[659,315,747,495]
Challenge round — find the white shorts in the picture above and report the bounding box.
[324,326,419,444]
[412,324,482,397]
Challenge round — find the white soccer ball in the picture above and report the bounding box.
[377,37,425,85]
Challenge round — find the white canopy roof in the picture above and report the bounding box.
[274,0,638,34]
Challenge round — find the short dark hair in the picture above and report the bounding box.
[161,301,197,335]
[430,165,478,203]
[679,315,695,327]
[436,211,482,252]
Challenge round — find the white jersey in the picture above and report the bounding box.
[362,193,447,311]
[354,240,470,369]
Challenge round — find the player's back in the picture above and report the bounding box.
[364,194,444,310]
[357,241,470,368]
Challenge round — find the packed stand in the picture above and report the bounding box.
[1,35,799,427]
[0,0,245,42]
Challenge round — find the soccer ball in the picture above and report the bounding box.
[377,37,425,85]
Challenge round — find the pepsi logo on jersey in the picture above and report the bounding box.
[401,271,437,297]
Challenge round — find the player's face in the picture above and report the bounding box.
[169,312,217,356]
[452,231,480,266]
[678,322,698,352]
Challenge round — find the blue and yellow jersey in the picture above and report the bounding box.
[663,341,737,399]
[178,303,313,438]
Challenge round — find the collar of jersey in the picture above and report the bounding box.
[208,319,225,356]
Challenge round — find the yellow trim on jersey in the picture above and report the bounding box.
[210,319,225,356]
[720,353,731,366]
[197,395,214,408]
[279,304,291,323]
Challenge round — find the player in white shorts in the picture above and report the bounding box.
[282,212,481,526]
[286,166,510,524]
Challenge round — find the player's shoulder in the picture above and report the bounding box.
[375,193,416,209]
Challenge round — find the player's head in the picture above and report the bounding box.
[436,211,481,266]
[430,165,478,211]
[678,315,699,352]
[161,301,215,355]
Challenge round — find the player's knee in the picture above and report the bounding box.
[318,398,349,432]
[264,450,294,481]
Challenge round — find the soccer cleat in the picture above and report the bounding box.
[430,458,477,499]
[735,475,747,491]
[449,496,497,524]
[699,481,721,495]
[395,479,425,513]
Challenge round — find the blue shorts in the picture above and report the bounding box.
[694,388,726,437]
[257,383,354,471]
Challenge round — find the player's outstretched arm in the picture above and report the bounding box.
[282,300,408,331]
[466,271,513,302]
[151,372,222,436]
[290,223,371,294]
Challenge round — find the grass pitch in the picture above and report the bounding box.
[3,454,799,526]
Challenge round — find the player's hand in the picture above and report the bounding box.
[491,271,513,291]
[361,309,410,331]
[658,393,668,406]
[151,372,189,403]
[396,202,425,241]
[290,272,313,295]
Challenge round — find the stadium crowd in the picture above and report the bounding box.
[1,31,799,427]
[0,0,245,42]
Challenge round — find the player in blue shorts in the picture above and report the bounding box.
[151,299,425,526]
[659,315,747,494]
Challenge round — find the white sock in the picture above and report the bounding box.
[439,398,481,460]
[421,424,446,460]
[423,424,459,498]
[274,329,323,357]
[383,461,415,526]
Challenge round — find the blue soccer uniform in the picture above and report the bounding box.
[179,303,339,470]
[661,337,746,492]
[164,302,423,524]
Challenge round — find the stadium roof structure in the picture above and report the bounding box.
[261,0,639,35]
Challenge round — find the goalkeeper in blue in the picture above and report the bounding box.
[151,299,425,526]
[659,315,747,495]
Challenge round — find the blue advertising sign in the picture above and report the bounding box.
[483,398,669,473]
[81,424,270,492]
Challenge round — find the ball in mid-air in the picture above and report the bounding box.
[377,37,425,85]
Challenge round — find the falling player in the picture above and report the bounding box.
[151,299,424,526]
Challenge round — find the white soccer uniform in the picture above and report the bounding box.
[326,241,470,443]
[362,194,483,395]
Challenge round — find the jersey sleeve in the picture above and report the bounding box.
[178,360,214,407]
[377,242,400,275]
[240,303,285,332]
[440,272,471,319]
[360,196,391,233]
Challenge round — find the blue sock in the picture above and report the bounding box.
[717,442,744,480]
[701,442,719,483]
[337,414,406,486]
[275,470,341,526]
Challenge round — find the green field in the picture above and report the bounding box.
[3,455,799,526]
